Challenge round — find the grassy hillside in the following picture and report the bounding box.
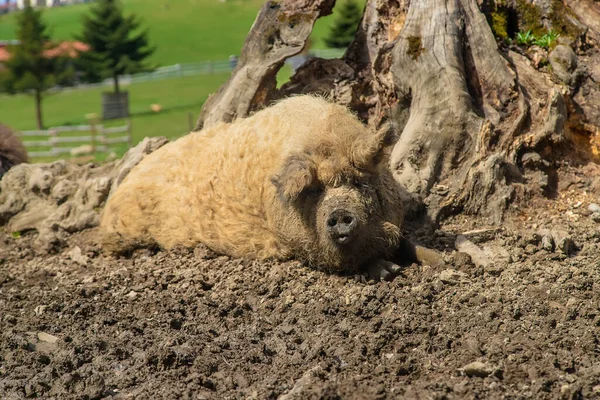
[0,0,361,66]
[0,0,364,162]
[0,73,231,154]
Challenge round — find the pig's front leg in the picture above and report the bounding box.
[365,259,402,282]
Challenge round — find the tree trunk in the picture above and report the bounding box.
[34,89,43,130]
[194,0,335,130]
[198,0,600,223]
[113,75,120,94]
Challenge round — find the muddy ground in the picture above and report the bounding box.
[1,167,600,399]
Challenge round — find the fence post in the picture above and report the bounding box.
[90,120,97,155]
[49,130,58,156]
[127,119,132,149]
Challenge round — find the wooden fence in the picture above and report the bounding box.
[19,120,132,159]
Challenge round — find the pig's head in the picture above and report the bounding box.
[271,119,404,272]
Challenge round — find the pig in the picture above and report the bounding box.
[100,95,405,278]
[0,124,28,180]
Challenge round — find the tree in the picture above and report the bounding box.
[77,0,154,94]
[324,0,362,49]
[1,5,69,130]
[196,0,600,224]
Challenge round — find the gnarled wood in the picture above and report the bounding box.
[194,0,335,130]
[197,0,600,223]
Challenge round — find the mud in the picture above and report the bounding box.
[1,167,600,399]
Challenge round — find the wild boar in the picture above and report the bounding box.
[100,95,404,277]
[0,124,28,180]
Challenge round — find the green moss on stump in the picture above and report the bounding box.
[549,0,584,39]
[516,0,545,36]
[407,35,424,60]
[490,10,509,39]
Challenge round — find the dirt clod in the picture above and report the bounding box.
[1,166,600,398]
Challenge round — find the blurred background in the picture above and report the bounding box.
[0,0,363,162]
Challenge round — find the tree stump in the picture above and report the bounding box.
[197,0,600,223]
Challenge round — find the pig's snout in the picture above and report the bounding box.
[326,209,358,245]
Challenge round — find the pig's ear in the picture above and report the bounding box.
[271,155,316,202]
[353,123,398,167]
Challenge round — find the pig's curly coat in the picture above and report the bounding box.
[100,95,404,271]
[0,124,28,179]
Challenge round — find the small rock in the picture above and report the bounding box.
[521,152,543,169]
[483,245,512,265]
[280,324,294,335]
[551,229,576,255]
[462,361,495,378]
[126,291,138,299]
[455,235,492,268]
[591,212,600,223]
[37,332,59,344]
[34,305,47,316]
[560,384,570,395]
[67,246,89,266]
[549,45,578,85]
[592,384,600,394]
[541,234,555,252]
[439,269,470,284]
[588,203,600,213]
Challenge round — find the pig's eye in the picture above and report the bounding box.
[353,181,370,190]
[303,185,323,197]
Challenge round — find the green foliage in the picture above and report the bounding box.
[324,0,362,49]
[77,0,154,93]
[534,31,560,49]
[0,5,71,129]
[3,6,53,94]
[515,29,560,49]
[11,231,21,239]
[516,30,536,46]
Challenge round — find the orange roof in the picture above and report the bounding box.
[0,41,89,63]
[44,41,90,58]
[0,47,10,63]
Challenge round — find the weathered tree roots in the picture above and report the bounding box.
[0,137,168,252]
[198,0,600,223]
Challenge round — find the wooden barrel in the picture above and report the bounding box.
[102,92,130,120]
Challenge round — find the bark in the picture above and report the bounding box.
[113,75,120,94]
[197,0,600,223]
[194,0,336,130]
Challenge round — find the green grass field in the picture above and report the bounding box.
[0,0,355,66]
[0,73,231,156]
[0,0,361,161]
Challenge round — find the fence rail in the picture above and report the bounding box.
[19,121,132,159]
[48,48,347,93]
